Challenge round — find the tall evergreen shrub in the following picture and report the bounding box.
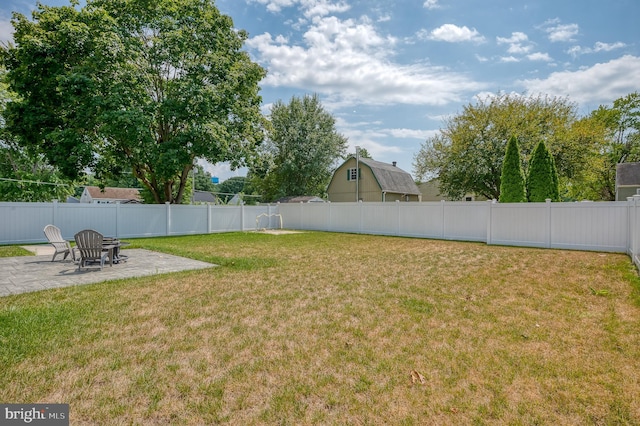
[499,136,527,202]
[527,141,559,202]
[550,154,560,201]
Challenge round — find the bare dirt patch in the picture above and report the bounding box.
[256,229,304,235]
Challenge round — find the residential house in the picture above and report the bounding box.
[327,157,421,202]
[418,178,485,202]
[616,162,640,201]
[80,186,142,204]
[193,190,217,204]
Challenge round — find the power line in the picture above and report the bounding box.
[0,177,72,187]
[209,191,261,198]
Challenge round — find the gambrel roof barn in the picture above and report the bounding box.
[327,157,421,202]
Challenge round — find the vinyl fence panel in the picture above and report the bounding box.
[57,203,118,237]
[550,202,627,252]
[489,202,550,248]
[170,205,209,235]
[248,205,280,230]
[360,203,398,236]
[398,202,444,239]
[300,203,330,231]
[442,202,487,242]
[117,204,169,238]
[0,202,57,243]
[626,195,640,269]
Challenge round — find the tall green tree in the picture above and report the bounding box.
[0,67,75,202]
[352,147,372,159]
[251,94,348,202]
[217,176,247,203]
[193,165,216,193]
[584,92,640,200]
[2,0,266,204]
[413,93,591,200]
[527,141,559,202]
[499,136,526,202]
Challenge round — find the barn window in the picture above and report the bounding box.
[347,168,360,181]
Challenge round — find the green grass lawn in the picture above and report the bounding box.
[1,232,640,424]
[0,245,33,257]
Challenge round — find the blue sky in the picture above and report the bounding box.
[2,0,639,182]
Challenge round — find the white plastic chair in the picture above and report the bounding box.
[43,224,76,262]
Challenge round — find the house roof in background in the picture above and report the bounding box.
[85,186,141,201]
[617,162,640,186]
[193,190,217,203]
[357,157,421,195]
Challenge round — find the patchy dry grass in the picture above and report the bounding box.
[1,232,640,424]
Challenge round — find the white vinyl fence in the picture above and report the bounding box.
[0,201,280,244]
[627,196,640,269]
[278,199,631,254]
[2,198,640,271]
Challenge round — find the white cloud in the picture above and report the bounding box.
[426,24,485,43]
[506,44,532,55]
[496,32,528,44]
[541,18,579,42]
[274,34,289,44]
[384,128,436,139]
[527,52,552,62]
[566,45,582,58]
[334,119,439,163]
[568,41,627,58]
[247,17,486,107]
[338,125,404,159]
[594,41,626,52]
[249,0,296,13]
[500,56,520,63]
[497,32,533,54]
[426,113,451,122]
[497,32,552,62]
[423,0,441,10]
[0,17,14,45]
[198,160,248,183]
[304,0,350,18]
[248,0,350,18]
[519,55,640,105]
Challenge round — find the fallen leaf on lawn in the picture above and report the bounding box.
[410,370,426,385]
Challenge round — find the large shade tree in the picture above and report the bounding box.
[0,67,75,202]
[250,94,348,202]
[584,92,640,200]
[2,0,266,204]
[413,93,591,200]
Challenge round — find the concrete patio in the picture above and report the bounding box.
[0,245,216,297]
